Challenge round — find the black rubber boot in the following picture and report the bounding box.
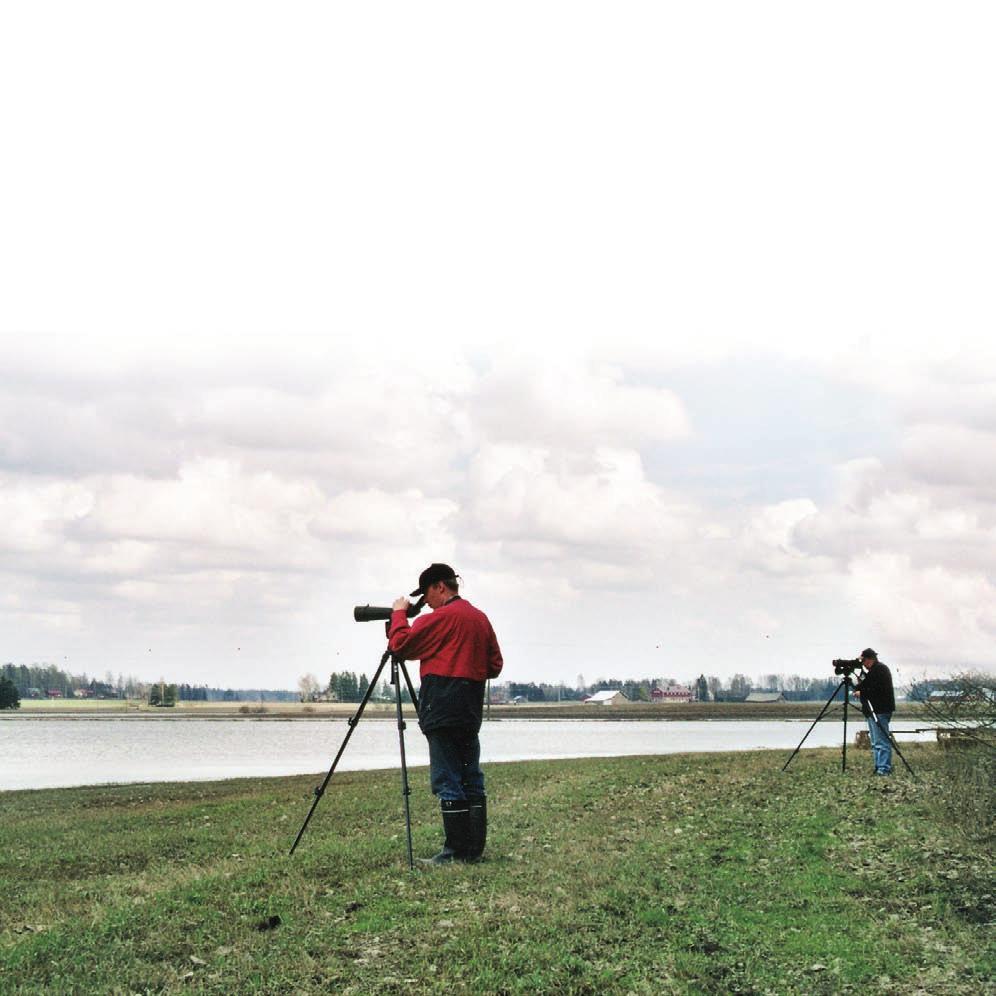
[465,795,487,862]
[420,799,470,865]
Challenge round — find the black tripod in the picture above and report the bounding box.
[782,676,915,776]
[290,647,421,867]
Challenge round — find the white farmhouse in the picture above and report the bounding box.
[584,689,629,705]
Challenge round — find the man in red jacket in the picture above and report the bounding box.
[389,563,504,864]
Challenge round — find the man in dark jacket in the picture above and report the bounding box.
[388,564,503,863]
[853,648,896,775]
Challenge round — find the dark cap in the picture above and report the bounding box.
[410,563,458,597]
[860,648,879,661]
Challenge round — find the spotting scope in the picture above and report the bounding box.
[353,598,424,623]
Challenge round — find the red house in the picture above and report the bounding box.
[652,686,693,703]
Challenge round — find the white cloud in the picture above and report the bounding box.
[2,340,994,684]
[475,359,690,448]
[0,584,83,632]
[737,499,829,578]
[901,423,996,493]
[464,444,698,580]
[76,461,323,566]
[778,390,996,669]
[0,477,94,554]
[311,488,457,548]
[848,554,996,667]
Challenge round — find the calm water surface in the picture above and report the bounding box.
[0,718,937,791]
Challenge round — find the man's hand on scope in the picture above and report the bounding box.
[393,597,411,613]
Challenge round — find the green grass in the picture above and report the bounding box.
[0,746,992,994]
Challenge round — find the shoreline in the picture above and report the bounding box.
[2,699,932,722]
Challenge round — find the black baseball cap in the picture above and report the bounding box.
[410,563,458,597]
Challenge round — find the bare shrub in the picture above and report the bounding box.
[922,672,995,843]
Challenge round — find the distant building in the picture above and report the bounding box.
[745,691,785,703]
[652,686,693,703]
[927,689,963,701]
[585,689,628,705]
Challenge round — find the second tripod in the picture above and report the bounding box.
[782,676,915,777]
[289,647,421,867]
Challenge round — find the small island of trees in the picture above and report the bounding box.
[0,675,20,710]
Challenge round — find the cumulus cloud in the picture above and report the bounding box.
[0,390,184,478]
[310,488,457,547]
[848,554,996,666]
[475,358,690,448]
[463,443,700,584]
[3,338,995,683]
[0,343,713,678]
[0,346,483,489]
[737,499,830,579]
[0,477,94,555]
[75,461,325,565]
[901,423,996,493]
[4,323,996,687]
[765,375,996,671]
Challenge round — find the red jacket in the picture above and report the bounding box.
[388,597,503,682]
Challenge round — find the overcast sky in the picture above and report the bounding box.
[1,4,993,692]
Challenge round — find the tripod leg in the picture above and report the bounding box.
[289,651,390,855]
[842,682,849,772]
[392,657,415,870]
[782,680,847,772]
[889,736,916,778]
[399,660,420,715]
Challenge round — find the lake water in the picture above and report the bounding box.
[0,718,938,792]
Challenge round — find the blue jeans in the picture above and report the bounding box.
[426,728,485,801]
[866,712,893,774]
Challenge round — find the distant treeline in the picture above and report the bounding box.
[1,663,131,699]
[327,671,371,703]
[174,685,300,703]
[298,671,374,703]
[202,687,300,702]
[491,673,863,703]
[1,664,297,703]
[299,672,870,706]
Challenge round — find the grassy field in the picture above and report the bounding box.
[483,700,933,722]
[0,746,991,994]
[9,697,932,723]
